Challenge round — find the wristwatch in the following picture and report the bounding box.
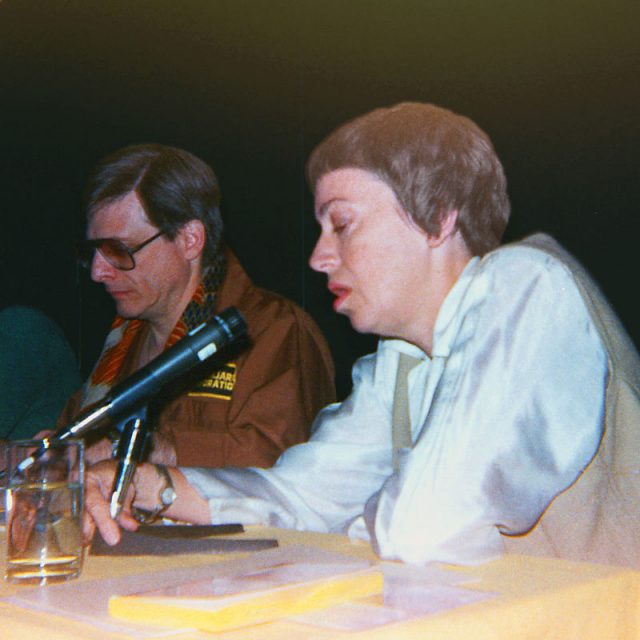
[132,464,177,524]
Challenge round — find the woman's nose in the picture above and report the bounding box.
[309,234,337,274]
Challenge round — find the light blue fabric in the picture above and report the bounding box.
[183,237,608,565]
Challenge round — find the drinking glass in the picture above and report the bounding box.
[4,439,84,584]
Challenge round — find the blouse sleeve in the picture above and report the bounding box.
[182,349,395,533]
[369,248,608,565]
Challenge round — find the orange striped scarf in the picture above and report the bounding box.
[82,281,214,407]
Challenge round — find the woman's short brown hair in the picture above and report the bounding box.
[306,102,510,256]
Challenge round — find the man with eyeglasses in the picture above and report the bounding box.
[59,144,336,470]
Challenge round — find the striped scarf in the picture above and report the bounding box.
[81,276,221,409]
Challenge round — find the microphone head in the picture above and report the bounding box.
[215,307,248,342]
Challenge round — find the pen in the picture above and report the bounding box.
[109,416,150,519]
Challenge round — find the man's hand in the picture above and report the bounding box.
[86,437,115,466]
[83,460,139,546]
[83,460,212,547]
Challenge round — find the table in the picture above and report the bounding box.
[1,525,639,639]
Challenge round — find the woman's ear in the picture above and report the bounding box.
[177,220,206,261]
[427,209,459,248]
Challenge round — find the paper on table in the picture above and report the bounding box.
[3,544,376,638]
[382,562,493,614]
[289,563,495,632]
[107,552,494,634]
[108,544,383,633]
[5,543,495,637]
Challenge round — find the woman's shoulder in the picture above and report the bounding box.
[478,233,579,289]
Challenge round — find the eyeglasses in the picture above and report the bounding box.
[76,230,165,271]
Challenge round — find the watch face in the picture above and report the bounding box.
[161,486,177,507]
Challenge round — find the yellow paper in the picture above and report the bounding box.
[109,566,383,632]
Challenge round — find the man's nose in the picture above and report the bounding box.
[90,250,117,282]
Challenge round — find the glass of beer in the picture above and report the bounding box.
[4,439,84,584]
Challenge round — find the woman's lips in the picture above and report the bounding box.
[328,283,351,311]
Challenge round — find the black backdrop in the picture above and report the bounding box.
[1,1,638,399]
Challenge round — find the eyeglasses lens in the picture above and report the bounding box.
[99,240,135,270]
[76,240,134,271]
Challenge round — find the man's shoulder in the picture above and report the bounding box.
[239,284,324,338]
[219,249,330,347]
[219,250,313,323]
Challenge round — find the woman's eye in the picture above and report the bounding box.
[332,218,349,233]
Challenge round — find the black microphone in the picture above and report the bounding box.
[17,307,247,474]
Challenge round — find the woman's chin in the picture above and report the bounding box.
[345,313,375,336]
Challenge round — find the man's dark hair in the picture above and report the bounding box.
[84,144,224,278]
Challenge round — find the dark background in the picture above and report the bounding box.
[1,0,638,399]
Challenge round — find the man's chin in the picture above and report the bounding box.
[113,302,141,319]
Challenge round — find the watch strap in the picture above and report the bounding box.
[132,464,176,524]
